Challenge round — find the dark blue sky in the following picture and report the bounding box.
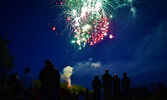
[1,0,167,89]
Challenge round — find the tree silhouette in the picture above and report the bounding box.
[0,33,15,88]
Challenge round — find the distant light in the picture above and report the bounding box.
[90,42,93,46]
[77,40,81,45]
[104,33,107,36]
[67,17,71,21]
[110,15,113,19]
[72,9,77,16]
[71,40,75,44]
[128,0,133,3]
[82,24,91,32]
[52,27,56,31]
[109,34,113,39]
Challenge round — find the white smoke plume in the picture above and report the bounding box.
[131,7,136,18]
[61,66,73,88]
[128,0,137,18]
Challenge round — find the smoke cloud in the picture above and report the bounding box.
[128,0,137,18]
[130,7,136,18]
[61,66,73,88]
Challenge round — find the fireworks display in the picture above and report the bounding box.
[53,0,135,50]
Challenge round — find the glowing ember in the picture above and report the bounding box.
[52,26,56,31]
[109,34,113,39]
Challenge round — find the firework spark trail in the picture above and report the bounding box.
[54,0,135,50]
[65,0,111,49]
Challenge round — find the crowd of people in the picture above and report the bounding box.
[92,69,131,100]
[0,59,167,100]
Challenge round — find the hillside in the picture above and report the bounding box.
[34,80,92,94]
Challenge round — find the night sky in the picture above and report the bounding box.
[1,0,167,89]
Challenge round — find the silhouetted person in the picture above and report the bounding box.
[140,85,144,98]
[72,91,78,100]
[78,90,85,100]
[60,88,65,100]
[85,88,90,100]
[113,74,120,100]
[21,68,34,89]
[92,75,102,100]
[122,72,131,100]
[21,68,34,100]
[157,82,166,99]
[35,88,40,100]
[131,86,136,98]
[39,60,60,100]
[6,73,24,100]
[102,69,112,100]
[0,83,8,100]
[143,86,148,98]
[60,88,73,100]
[135,86,140,98]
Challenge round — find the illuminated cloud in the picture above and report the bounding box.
[91,62,101,68]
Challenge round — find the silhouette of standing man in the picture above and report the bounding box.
[92,75,102,100]
[102,69,112,100]
[21,68,34,90]
[21,68,34,100]
[113,74,120,100]
[39,60,60,100]
[122,72,131,100]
